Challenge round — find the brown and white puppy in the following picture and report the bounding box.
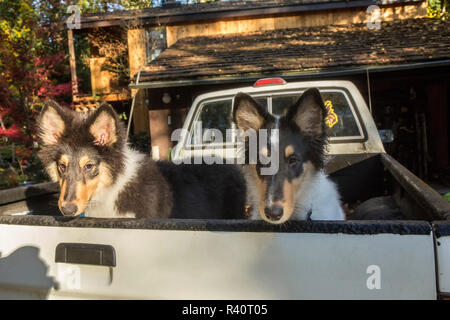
[38,100,246,219]
[233,88,345,224]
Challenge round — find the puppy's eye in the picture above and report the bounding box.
[288,156,298,167]
[58,163,66,173]
[84,163,95,171]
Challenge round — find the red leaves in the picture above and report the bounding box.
[0,123,24,141]
[33,53,72,100]
[0,0,75,187]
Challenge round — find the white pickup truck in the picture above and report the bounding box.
[0,79,449,300]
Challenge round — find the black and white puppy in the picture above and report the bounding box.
[38,100,246,219]
[233,88,345,224]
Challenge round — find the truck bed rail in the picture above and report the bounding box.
[381,153,450,220]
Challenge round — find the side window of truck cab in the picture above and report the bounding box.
[187,97,268,148]
[189,99,233,146]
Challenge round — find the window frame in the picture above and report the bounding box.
[145,27,167,64]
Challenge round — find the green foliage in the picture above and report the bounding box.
[119,112,128,120]
[428,0,449,20]
[121,0,153,9]
[78,0,153,13]
[0,144,48,189]
[74,32,92,94]
[444,192,450,203]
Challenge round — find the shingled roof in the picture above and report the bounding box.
[137,18,450,84]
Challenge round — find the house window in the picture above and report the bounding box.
[146,27,167,63]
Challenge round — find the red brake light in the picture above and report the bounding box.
[253,78,287,87]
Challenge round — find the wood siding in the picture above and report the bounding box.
[127,28,150,135]
[166,3,427,47]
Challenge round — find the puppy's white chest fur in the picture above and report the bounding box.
[84,147,144,218]
[291,170,345,220]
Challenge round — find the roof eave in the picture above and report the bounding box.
[129,59,450,89]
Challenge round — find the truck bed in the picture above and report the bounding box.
[0,153,449,299]
[328,153,450,221]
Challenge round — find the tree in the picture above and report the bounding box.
[428,0,449,20]
[77,0,153,13]
[0,0,72,188]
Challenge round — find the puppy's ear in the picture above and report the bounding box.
[89,102,120,146]
[287,88,326,138]
[38,100,66,145]
[233,93,268,131]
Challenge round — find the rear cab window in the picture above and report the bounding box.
[185,88,365,151]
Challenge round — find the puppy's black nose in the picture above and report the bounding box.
[264,205,284,221]
[61,203,78,216]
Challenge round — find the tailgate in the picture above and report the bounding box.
[0,216,436,299]
[434,221,450,298]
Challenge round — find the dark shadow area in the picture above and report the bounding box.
[0,246,58,299]
[329,154,385,205]
[0,182,60,216]
[328,154,408,220]
[25,186,61,216]
[351,196,406,220]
